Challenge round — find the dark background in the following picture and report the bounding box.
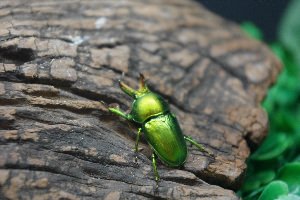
[198,0,290,42]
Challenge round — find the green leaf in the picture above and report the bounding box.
[241,22,263,40]
[251,133,289,161]
[241,177,261,192]
[293,155,300,162]
[270,43,286,61]
[276,194,300,200]
[257,170,276,185]
[275,88,297,106]
[272,112,295,132]
[258,181,289,200]
[243,187,265,200]
[279,0,300,66]
[277,162,300,192]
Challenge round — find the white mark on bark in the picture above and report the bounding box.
[95,17,107,29]
[68,36,89,45]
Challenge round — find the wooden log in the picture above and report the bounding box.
[0,0,281,199]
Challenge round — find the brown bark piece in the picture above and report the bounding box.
[0,0,281,199]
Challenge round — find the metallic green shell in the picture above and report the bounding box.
[142,113,187,167]
[130,92,169,123]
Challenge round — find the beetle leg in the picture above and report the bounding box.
[108,107,132,121]
[151,152,160,187]
[184,135,214,158]
[134,128,142,163]
[135,128,142,152]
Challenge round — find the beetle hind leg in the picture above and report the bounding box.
[184,135,214,158]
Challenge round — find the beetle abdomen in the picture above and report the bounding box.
[142,113,187,167]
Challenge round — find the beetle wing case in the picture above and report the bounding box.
[142,113,187,167]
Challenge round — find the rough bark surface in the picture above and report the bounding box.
[0,0,281,199]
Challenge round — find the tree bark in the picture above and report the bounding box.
[0,0,281,199]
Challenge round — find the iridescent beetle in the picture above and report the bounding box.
[108,74,212,185]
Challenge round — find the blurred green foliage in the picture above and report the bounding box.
[239,0,300,199]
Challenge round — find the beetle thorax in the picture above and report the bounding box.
[130,92,169,123]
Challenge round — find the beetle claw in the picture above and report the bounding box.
[208,151,216,159]
[134,159,139,167]
[155,177,160,190]
[154,183,159,194]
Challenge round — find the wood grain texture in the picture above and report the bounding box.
[0,0,281,199]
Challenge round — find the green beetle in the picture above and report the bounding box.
[108,74,212,185]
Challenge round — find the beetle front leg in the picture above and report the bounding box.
[108,107,132,121]
[184,135,214,158]
[151,152,160,188]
